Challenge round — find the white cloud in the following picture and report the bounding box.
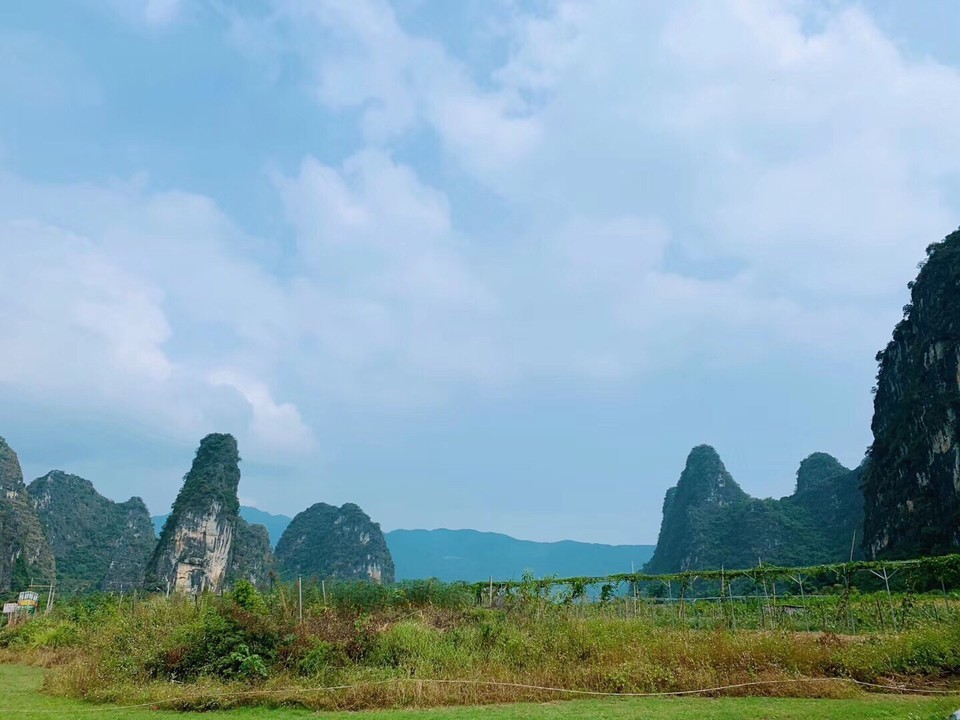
[268,0,960,384]
[209,370,315,453]
[0,172,302,456]
[472,0,960,366]
[5,0,960,468]
[0,220,173,395]
[275,149,507,397]
[261,0,542,176]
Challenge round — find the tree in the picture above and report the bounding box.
[11,553,31,593]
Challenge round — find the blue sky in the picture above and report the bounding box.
[1,0,959,544]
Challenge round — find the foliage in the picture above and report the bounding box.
[275,502,395,583]
[476,553,960,595]
[11,554,31,593]
[26,471,156,593]
[161,433,242,521]
[0,437,56,592]
[229,579,268,614]
[4,565,960,711]
[863,227,960,559]
[226,518,275,589]
[646,446,864,574]
[145,433,243,591]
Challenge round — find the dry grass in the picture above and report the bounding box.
[5,589,960,711]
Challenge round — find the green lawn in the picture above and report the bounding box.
[2,665,958,719]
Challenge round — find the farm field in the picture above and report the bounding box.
[4,562,960,714]
[3,665,958,720]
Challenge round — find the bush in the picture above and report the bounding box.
[148,603,288,683]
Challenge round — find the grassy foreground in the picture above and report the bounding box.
[5,584,960,711]
[2,665,958,720]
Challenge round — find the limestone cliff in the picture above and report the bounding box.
[27,471,155,592]
[145,434,241,594]
[647,446,864,573]
[0,437,56,591]
[276,502,394,583]
[863,228,960,558]
[227,517,275,589]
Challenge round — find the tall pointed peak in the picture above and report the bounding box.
[675,444,746,505]
[0,435,25,490]
[145,433,243,594]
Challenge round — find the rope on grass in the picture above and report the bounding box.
[8,676,960,714]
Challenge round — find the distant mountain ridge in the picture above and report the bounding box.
[386,528,654,582]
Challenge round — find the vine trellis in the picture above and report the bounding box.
[470,553,960,600]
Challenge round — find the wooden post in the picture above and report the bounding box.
[843,566,855,634]
[489,576,494,608]
[849,530,857,562]
[869,566,899,632]
[758,560,770,630]
[298,576,303,624]
[720,567,728,629]
[321,580,327,607]
[791,574,809,632]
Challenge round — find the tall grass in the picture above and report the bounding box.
[2,580,959,711]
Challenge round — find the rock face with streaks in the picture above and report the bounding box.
[863,228,960,558]
[275,502,394,583]
[27,471,155,592]
[0,437,56,592]
[145,434,242,594]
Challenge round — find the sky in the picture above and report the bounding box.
[1,0,959,545]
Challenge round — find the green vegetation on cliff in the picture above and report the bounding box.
[0,437,55,592]
[646,446,863,573]
[27,471,155,593]
[228,516,275,589]
[276,502,394,583]
[864,227,960,559]
[145,433,243,594]
[161,433,241,525]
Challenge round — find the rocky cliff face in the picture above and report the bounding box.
[0,437,56,591]
[647,446,864,573]
[27,471,155,592]
[145,434,241,594]
[863,228,960,559]
[276,502,394,583]
[227,517,275,589]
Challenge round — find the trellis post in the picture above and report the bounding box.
[868,565,899,632]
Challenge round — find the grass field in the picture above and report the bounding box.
[3,665,958,720]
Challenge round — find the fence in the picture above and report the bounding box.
[465,554,960,634]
